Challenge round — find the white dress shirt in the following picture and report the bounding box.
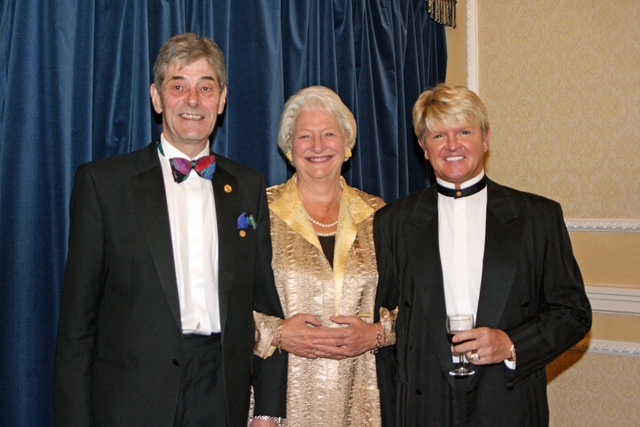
[157,135,221,334]
[439,171,487,321]
[438,171,516,368]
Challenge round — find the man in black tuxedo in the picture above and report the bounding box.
[374,84,591,426]
[55,33,286,427]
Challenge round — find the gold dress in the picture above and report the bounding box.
[254,176,396,427]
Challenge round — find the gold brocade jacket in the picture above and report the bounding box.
[254,176,396,427]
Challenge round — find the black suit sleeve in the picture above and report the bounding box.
[250,175,287,417]
[54,165,104,426]
[506,201,592,380]
[373,207,398,427]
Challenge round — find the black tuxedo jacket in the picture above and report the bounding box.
[55,140,286,426]
[374,178,591,427]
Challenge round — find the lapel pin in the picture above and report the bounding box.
[239,230,246,237]
[224,184,232,193]
[237,212,256,230]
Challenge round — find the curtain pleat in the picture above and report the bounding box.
[0,1,446,425]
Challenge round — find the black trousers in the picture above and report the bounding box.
[174,333,227,427]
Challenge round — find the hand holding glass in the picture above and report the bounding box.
[446,314,475,377]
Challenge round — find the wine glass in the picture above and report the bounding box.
[446,313,476,377]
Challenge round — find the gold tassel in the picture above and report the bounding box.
[426,0,457,28]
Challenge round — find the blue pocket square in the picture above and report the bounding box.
[237,212,256,230]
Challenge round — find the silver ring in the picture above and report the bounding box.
[470,352,480,362]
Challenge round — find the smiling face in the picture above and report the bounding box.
[150,57,227,157]
[420,120,490,188]
[291,108,346,183]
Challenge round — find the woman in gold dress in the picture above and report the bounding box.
[251,86,396,427]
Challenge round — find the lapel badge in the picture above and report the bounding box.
[224,184,232,193]
[237,212,257,236]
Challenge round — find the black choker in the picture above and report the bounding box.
[436,176,487,199]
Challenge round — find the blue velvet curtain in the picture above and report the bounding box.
[0,1,446,425]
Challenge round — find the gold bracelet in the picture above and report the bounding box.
[254,415,284,426]
[276,320,283,354]
[370,323,383,355]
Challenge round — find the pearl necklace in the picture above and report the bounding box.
[299,176,343,238]
[308,216,338,228]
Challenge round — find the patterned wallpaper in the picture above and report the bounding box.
[547,347,640,426]
[477,0,640,219]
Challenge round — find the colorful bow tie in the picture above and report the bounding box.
[169,155,216,183]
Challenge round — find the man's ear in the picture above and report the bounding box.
[483,128,491,152]
[150,84,163,114]
[418,138,430,160]
[217,86,228,115]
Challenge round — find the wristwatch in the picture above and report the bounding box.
[507,344,516,362]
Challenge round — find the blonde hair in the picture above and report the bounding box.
[412,84,490,142]
[277,86,357,155]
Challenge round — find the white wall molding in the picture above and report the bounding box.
[565,218,640,233]
[573,339,640,358]
[465,0,478,93]
[586,285,640,316]
[575,287,640,357]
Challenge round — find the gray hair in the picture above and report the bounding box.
[277,86,357,155]
[153,33,227,90]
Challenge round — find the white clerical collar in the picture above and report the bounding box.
[436,170,485,190]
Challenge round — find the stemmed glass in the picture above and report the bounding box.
[446,313,476,377]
